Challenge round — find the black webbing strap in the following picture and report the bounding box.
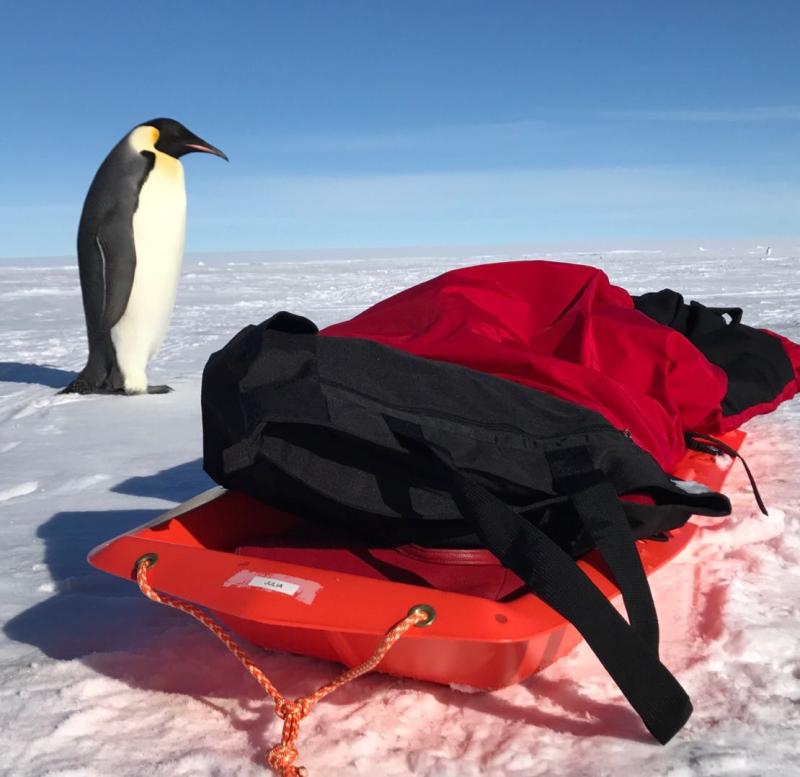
[384,418,692,743]
[448,467,692,744]
[545,446,660,654]
[707,306,743,324]
[686,431,768,516]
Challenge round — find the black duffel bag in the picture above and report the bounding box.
[634,288,796,419]
[201,311,730,744]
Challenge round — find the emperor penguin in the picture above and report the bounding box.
[63,118,227,395]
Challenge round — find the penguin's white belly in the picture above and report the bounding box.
[111,161,186,393]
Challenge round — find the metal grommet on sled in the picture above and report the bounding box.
[407,603,437,627]
[133,552,158,578]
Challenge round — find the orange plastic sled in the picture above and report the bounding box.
[89,430,745,690]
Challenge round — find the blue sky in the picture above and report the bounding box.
[1,1,799,257]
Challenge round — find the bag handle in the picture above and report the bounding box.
[706,305,743,324]
[384,417,691,744]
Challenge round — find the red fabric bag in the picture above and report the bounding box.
[323,261,777,470]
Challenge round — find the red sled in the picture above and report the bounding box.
[88,430,744,690]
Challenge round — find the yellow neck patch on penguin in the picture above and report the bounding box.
[128,125,183,176]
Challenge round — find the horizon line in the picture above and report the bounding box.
[2,235,799,264]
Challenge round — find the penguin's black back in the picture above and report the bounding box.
[76,136,155,346]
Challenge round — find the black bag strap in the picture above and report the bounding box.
[545,446,660,654]
[706,305,743,324]
[685,431,768,516]
[385,417,691,744]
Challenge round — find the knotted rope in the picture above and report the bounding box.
[136,556,430,775]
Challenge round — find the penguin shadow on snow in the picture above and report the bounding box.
[5,458,652,754]
[0,362,77,389]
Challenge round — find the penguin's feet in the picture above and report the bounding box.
[146,384,174,394]
[58,378,95,395]
[58,380,124,395]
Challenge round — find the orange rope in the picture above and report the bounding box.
[136,557,427,776]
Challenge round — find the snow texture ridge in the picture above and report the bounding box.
[1,244,799,776]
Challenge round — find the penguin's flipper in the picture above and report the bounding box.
[95,218,137,331]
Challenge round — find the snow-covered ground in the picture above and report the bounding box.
[1,242,799,776]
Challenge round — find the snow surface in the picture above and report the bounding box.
[2,242,800,776]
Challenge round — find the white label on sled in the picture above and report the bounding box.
[247,575,301,596]
[224,569,322,604]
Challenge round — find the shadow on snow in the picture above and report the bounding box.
[112,458,213,502]
[0,362,78,389]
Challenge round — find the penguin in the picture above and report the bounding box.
[62,118,227,395]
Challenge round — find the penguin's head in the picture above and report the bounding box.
[140,118,228,161]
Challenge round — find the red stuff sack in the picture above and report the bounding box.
[324,260,799,468]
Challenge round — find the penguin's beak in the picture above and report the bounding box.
[183,136,229,161]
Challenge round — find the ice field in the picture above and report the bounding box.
[1,241,799,776]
